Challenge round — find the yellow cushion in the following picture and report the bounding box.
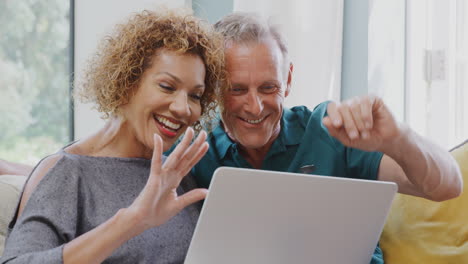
[380,141,468,263]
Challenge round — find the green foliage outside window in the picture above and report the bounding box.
[0,0,71,165]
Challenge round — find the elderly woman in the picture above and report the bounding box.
[0,8,225,264]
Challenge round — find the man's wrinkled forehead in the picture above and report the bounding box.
[225,39,283,78]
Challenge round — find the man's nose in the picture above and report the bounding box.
[169,92,191,118]
[244,90,264,116]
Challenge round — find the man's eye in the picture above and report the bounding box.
[260,85,278,94]
[230,87,247,95]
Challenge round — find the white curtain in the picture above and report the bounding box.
[233,0,343,109]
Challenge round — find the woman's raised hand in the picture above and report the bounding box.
[128,128,209,232]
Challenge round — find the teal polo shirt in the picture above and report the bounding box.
[192,102,383,189]
[190,102,385,264]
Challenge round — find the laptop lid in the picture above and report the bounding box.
[185,167,397,264]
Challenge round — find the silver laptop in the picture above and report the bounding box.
[185,167,397,264]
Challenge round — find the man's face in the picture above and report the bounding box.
[221,38,292,151]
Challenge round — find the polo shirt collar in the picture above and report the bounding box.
[212,107,303,159]
[212,121,235,159]
[280,107,303,146]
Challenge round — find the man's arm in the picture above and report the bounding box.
[0,159,34,176]
[322,95,462,201]
[377,128,462,201]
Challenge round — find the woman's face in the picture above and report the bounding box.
[121,49,206,152]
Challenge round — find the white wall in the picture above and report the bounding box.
[74,0,190,140]
[233,0,343,109]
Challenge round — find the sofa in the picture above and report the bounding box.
[0,140,467,261]
[0,175,27,256]
[380,139,468,263]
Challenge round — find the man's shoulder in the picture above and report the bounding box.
[287,102,330,122]
[285,102,343,152]
[285,102,331,133]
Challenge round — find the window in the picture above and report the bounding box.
[406,0,468,149]
[370,0,467,149]
[0,0,72,164]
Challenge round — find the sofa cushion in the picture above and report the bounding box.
[0,175,27,256]
[380,140,468,263]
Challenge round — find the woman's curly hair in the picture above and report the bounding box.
[76,8,226,131]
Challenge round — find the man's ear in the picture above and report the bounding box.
[285,62,293,98]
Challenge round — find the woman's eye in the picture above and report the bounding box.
[190,94,202,100]
[159,83,175,91]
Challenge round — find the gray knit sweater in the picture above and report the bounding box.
[0,151,201,264]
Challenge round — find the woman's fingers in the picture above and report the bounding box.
[171,131,209,185]
[158,128,209,186]
[150,134,163,177]
[163,127,194,170]
[133,130,209,231]
[178,131,207,169]
[175,188,208,211]
[142,134,164,199]
[186,141,209,171]
[175,142,209,186]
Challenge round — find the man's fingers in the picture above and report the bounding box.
[349,98,367,139]
[322,116,333,130]
[360,96,374,129]
[338,105,359,140]
[326,102,342,127]
[176,188,208,211]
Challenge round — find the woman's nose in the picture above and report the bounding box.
[169,92,191,118]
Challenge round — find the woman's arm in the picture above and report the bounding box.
[63,130,208,264]
[2,129,208,264]
[0,159,33,176]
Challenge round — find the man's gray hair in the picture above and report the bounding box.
[214,12,289,64]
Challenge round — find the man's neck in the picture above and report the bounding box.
[238,126,280,169]
[221,120,281,169]
[238,144,272,169]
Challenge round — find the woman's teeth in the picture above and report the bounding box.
[155,116,181,130]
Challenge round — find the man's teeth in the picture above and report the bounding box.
[155,116,181,130]
[244,117,264,124]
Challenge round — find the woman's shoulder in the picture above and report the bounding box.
[17,152,67,217]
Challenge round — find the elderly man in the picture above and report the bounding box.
[190,13,463,263]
